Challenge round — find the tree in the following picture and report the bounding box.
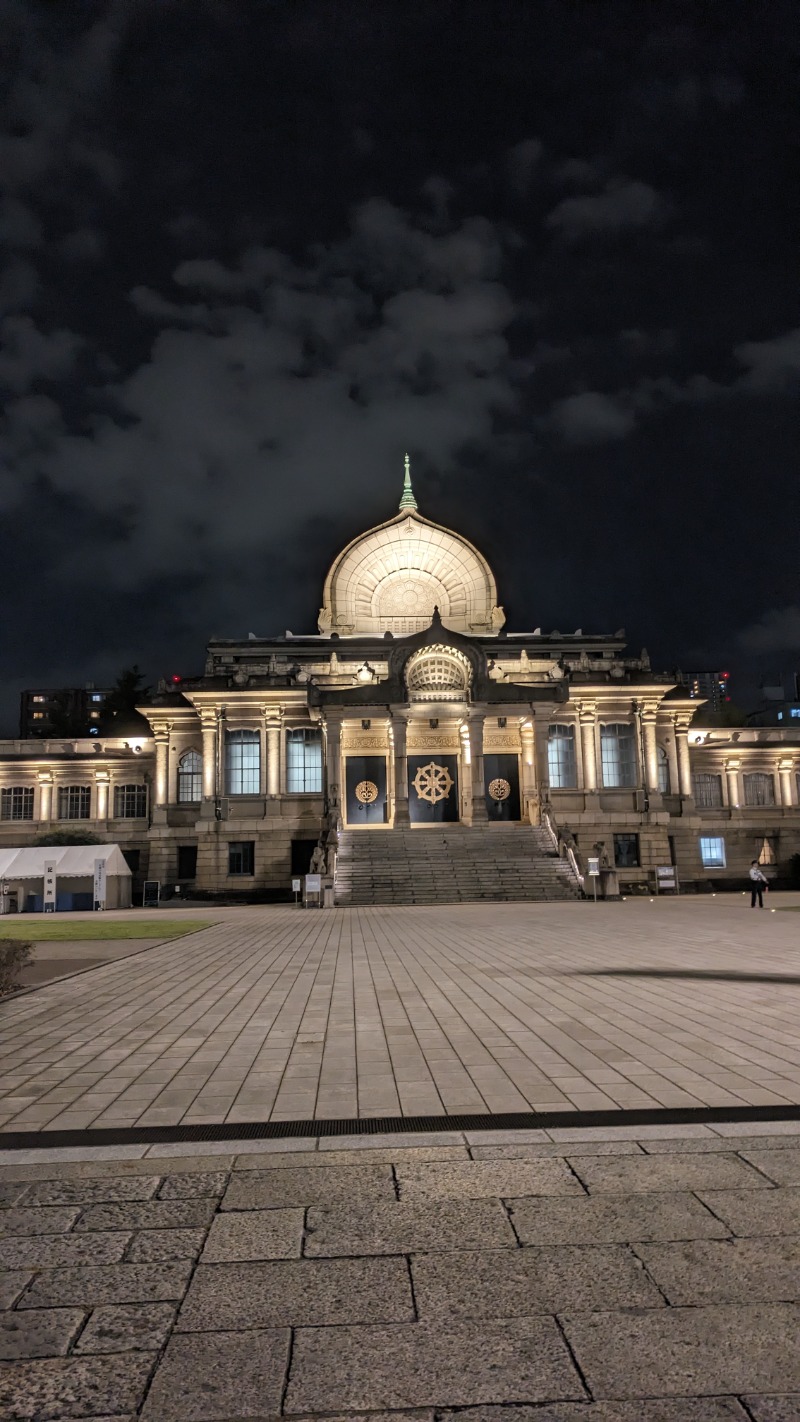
[48,693,90,738]
[98,665,152,736]
[34,829,103,846]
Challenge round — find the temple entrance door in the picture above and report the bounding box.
[484,753,521,821]
[407,755,459,823]
[345,755,388,825]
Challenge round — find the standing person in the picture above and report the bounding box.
[749,860,768,908]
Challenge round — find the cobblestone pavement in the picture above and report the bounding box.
[1,1124,800,1418]
[2,899,800,1130]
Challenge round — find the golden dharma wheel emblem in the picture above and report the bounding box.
[488,777,511,802]
[412,761,454,805]
[355,780,379,804]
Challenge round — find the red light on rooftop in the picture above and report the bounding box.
[171,674,182,684]
[723,671,729,678]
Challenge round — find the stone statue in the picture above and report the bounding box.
[309,844,326,875]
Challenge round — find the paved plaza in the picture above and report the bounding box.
[2,898,800,1132]
[2,1123,800,1417]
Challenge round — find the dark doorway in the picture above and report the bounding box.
[408,754,459,823]
[177,845,197,879]
[345,755,388,825]
[484,753,521,821]
[291,838,318,877]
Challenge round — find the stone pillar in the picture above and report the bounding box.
[725,759,741,809]
[666,731,680,799]
[779,760,794,807]
[641,708,659,792]
[392,713,410,827]
[154,730,169,808]
[265,715,281,797]
[324,714,342,826]
[200,712,218,801]
[674,717,694,798]
[577,703,598,792]
[38,773,53,822]
[468,712,488,822]
[95,773,110,822]
[459,723,472,822]
[520,719,538,823]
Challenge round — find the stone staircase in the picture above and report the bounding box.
[334,824,584,906]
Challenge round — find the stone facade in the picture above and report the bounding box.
[1,473,798,901]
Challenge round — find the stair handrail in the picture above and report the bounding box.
[541,807,585,892]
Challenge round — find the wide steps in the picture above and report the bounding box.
[334,825,582,906]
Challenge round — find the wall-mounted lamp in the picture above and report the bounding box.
[361,719,371,730]
[498,717,507,728]
[429,718,439,729]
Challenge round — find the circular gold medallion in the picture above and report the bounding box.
[355,780,379,804]
[488,777,511,801]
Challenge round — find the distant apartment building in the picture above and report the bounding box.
[20,686,109,739]
[748,672,800,727]
[676,670,731,714]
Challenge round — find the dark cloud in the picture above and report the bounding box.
[546,179,667,240]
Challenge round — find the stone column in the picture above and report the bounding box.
[392,713,410,827]
[324,714,342,826]
[666,731,680,798]
[725,759,741,809]
[468,711,488,822]
[265,715,281,796]
[200,712,218,801]
[95,773,109,822]
[459,722,472,822]
[520,719,538,823]
[779,760,794,807]
[577,703,598,792]
[641,707,659,792]
[37,773,53,823]
[153,729,170,808]
[674,717,694,798]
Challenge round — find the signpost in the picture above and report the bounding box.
[656,865,679,895]
[292,877,301,904]
[587,855,600,903]
[43,859,57,914]
[93,858,107,912]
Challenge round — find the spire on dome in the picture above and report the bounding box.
[398,452,417,511]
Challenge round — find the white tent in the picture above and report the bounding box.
[0,844,132,912]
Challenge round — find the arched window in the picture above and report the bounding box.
[225,730,260,795]
[113,784,147,819]
[657,745,670,794]
[177,750,202,803]
[744,772,775,806]
[547,724,577,788]
[600,723,636,788]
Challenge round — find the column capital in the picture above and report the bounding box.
[574,699,597,722]
[37,770,53,785]
[724,756,741,771]
[93,769,110,783]
[671,712,694,731]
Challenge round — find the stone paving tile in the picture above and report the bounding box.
[641,1136,800,1154]
[712,1121,800,1136]
[548,1124,719,1142]
[305,1198,517,1256]
[221,1163,395,1210]
[232,1145,469,1169]
[0,1306,85,1361]
[126,1226,207,1261]
[20,1261,193,1309]
[0,1156,228,1182]
[200,1207,303,1261]
[285,1317,585,1412]
[395,1158,583,1201]
[411,1244,663,1319]
[509,1191,729,1245]
[743,1398,800,1421]
[0,1205,81,1235]
[0,1351,156,1421]
[698,1187,800,1236]
[561,1302,800,1397]
[635,1237,800,1305]
[74,1197,218,1231]
[440,1402,750,1421]
[740,1149,800,1185]
[0,1271,33,1309]
[177,1256,413,1329]
[157,1170,228,1197]
[317,1132,465,1149]
[17,1176,161,1206]
[74,1302,177,1354]
[470,1142,646,1160]
[4,1231,133,1275]
[570,1152,773,1194]
[0,1180,28,1205]
[141,1328,289,1421]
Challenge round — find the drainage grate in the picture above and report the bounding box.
[1,1103,800,1152]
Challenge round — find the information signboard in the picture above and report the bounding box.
[43,859,57,913]
[93,858,107,911]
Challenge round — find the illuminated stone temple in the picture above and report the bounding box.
[1,459,798,904]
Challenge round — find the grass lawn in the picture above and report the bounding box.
[0,919,214,941]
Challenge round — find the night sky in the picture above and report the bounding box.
[2,0,799,731]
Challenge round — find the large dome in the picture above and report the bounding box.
[318,461,504,636]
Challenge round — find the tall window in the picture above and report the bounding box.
[228,841,254,875]
[286,728,323,793]
[600,723,636,788]
[613,833,640,868]
[225,729,260,795]
[0,786,34,820]
[657,745,670,794]
[547,724,577,788]
[58,785,91,819]
[744,773,775,806]
[113,784,147,819]
[177,750,202,802]
[693,773,723,807]
[757,836,777,866]
[700,835,726,867]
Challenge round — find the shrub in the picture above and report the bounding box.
[0,939,33,995]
